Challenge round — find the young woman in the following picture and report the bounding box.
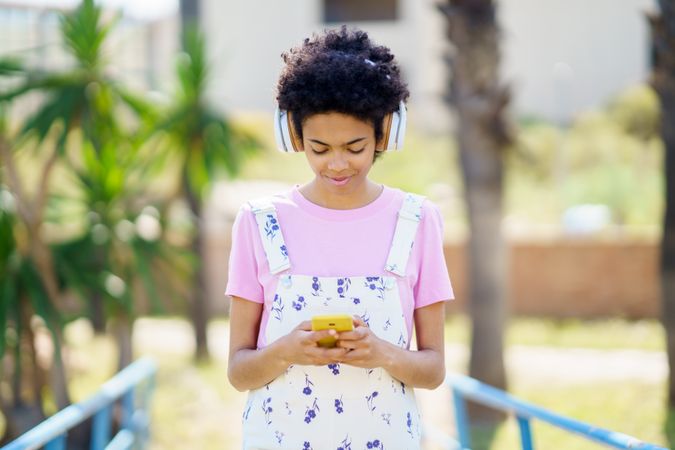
[226,26,454,450]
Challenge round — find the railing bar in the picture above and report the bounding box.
[447,374,668,450]
[103,429,135,450]
[517,415,534,450]
[0,357,156,450]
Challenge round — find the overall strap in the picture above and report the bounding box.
[384,193,426,277]
[248,197,291,274]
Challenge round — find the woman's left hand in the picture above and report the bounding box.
[334,316,393,369]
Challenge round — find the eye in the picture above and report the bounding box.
[349,147,366,154]
[311,148,328,155]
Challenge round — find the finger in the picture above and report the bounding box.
[337,327,368,341]
[335,339,360,350]
[296,320,312,331]
[352,315,367,328]
[313,328,338,341]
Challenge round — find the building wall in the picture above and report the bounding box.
[201,0,656,130]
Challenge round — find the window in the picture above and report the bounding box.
[323,0,398,23]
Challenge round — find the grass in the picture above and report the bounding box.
[2,315,670,449]
[444,314,665,351]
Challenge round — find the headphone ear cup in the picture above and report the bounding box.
[274,107,303,152]
[383,101,407,151]
[274,106,292,152]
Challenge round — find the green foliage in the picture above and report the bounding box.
[159,25,260,199]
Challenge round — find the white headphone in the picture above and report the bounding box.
[274,100,407,153]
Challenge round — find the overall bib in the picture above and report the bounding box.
[242,193,426,450]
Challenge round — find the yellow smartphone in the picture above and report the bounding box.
[311,314,354,348]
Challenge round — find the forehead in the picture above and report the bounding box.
[302,112,375,141]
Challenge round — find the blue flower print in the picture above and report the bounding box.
[292,295,306,311]
[383,318,391,331]
[262,397,273,426]
[366,391,379,413]
[364,277,386,301]
[328,363,340,375]
[302,374,314,395]
[352,297,361,305]
[285,401,292,415]
[264,214,280,241]
[271,294,284,321]
[400,381,406,395]
[366,439,383,449]
[280,244,288,258]
[304,398,320,424]
[275,430,284,444]
[397,332,407,347]
[242,402,251,421]
[337,277,351,298]
[406,412,414,437]
[311,277,323,296]
[381,413,391,425]
[337,435,352,450]
[303,441,313,450]
[334,396,344,414]
[360,312,371,327]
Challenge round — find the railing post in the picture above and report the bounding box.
[452,386,472,450]
[91,404,112,450]
[121,389,135,430]
[516,415,534,450]
[44,434,66,450]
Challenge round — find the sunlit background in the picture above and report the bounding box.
[0,0,672,449]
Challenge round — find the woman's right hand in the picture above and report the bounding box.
[276,320,348,366]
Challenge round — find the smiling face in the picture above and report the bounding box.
[301,112,384,201]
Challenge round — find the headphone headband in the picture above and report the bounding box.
[274,101,407,153]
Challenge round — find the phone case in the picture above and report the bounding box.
[311,314,354,348]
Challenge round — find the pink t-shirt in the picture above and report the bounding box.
[225,184,454,348]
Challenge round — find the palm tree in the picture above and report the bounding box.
[649,0,675,410]
[437,0,514,422]
[0,0,186,440]
[159,25,259,361]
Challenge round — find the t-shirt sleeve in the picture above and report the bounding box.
[413,200,454,309]
[225,204,264,303]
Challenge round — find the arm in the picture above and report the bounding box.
[335,301,446,389]
[227,296,349,392]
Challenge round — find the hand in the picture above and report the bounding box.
[335,316,392,369]
[276,320,348,366]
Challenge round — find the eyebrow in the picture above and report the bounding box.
[308,137,367,146]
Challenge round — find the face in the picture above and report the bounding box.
[301,112,383,195]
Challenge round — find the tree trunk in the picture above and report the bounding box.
[183,175,210,362]
[649,0,675,409]
[111,315,134,371]
[180,0,199,25]
[438,0,513,423]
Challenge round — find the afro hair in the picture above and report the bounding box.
[276,26,409,149]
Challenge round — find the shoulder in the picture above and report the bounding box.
[388,187,442,221]
[236,189,296,217]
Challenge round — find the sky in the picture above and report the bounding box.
[0,0,179,20]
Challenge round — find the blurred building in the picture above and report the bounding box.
[0,0,657,128]
[0,0,179,94]
[202,0,656,131]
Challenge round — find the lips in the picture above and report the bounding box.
[327,176,351,186]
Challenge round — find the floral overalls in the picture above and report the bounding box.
[241,193,426,450]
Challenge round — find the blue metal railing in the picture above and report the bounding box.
[444,373,669,450]
[1,357,157,450]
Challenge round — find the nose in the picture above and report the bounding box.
[327,151,349,172]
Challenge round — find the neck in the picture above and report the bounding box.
[299,179,383,210]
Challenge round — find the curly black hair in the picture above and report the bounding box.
[276,26,409,155]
